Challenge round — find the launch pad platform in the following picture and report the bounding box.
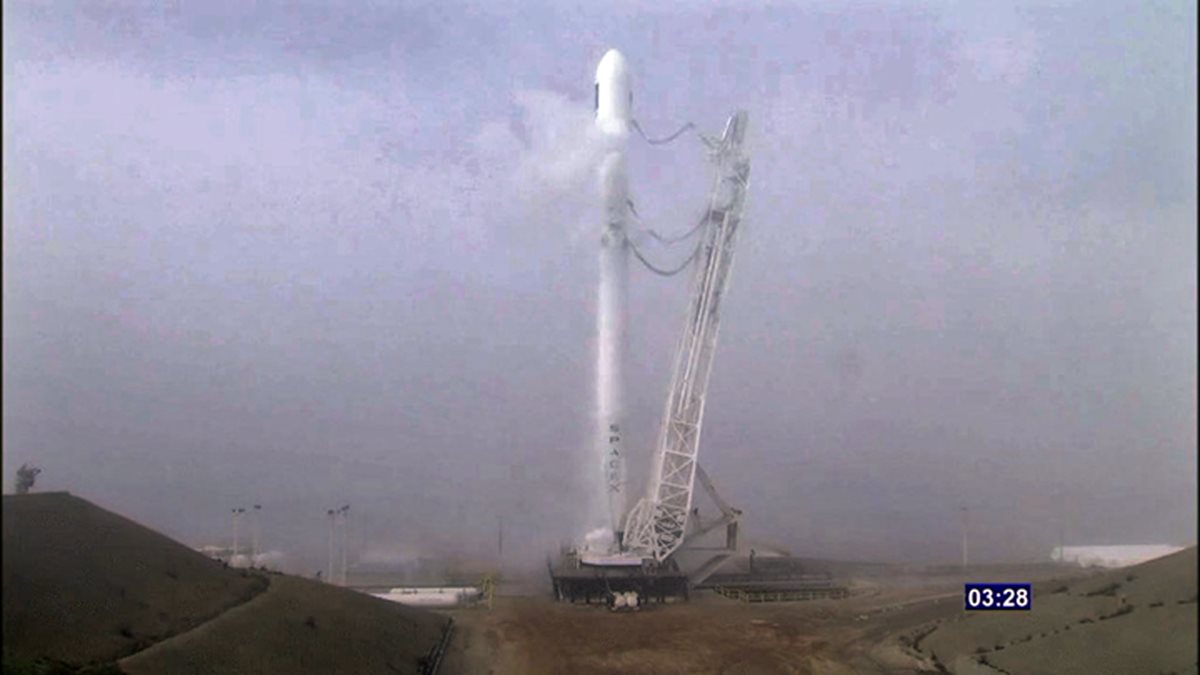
[697,555,849,602]
[548,548,690,604]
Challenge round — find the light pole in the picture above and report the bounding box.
[327,508,336,583]
[232,507,246,565]
[339,505,350,586]
[1057,492,1067,563]
[960,506,969,569]
[252,504,263,566]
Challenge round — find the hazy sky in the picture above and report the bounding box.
[4,0,1196,569]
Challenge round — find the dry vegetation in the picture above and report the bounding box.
[3,492,448,675]
[440,587,963,674]
[5,492,1193,675]
[917,546,1198,675]
[439,550,1197,675]
[3,493,266,671]
[119,574,449,675]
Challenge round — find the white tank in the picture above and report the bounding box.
[371,587,481,608]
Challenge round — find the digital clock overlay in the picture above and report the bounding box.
[964,583,1032,611]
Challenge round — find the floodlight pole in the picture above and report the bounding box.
[232,507,246,564]
[252,504,262,566]
[339,505,350,586]
[1057,493,1067,562]
[960,506,969,569]
[327,508,336,583]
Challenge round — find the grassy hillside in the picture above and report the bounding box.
[917,546,1198,674]
[3,492,450,675]
[3,492,266,668]
[120,575,449,675]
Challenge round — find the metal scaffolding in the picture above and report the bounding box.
[622,110,752,563]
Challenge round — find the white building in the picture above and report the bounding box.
[1050,545,1186,568]
[195,545,286,570]
[370,587,483,608]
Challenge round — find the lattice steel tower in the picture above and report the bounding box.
[622,110,751,563]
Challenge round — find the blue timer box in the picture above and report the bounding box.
[964,583,1032,611]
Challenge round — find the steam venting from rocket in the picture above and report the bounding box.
[501,90,609,248]
[485,51,637,552]
[488,86,618,547]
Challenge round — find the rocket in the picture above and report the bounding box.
[595,49,631,547]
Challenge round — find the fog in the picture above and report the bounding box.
[3,1,1195,571]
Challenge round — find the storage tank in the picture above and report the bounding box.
[370,586,482,608]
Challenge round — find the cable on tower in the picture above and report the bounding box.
[629,236,702,277]
[631,119,695,146]
[627,200,708,246]
[643,214,707,246]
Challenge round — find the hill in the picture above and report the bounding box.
[916,545,1198,674]
[119,575,448,675]
[3,492,266,669]
[2,492,449,674]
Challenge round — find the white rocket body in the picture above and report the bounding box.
[595,49,631,547]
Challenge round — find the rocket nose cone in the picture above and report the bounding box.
[596,49,628,82]
[595,48,632,127]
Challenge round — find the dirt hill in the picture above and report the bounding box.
[3,492,266,668]
[2,492,449,674]
[119,574,448,675]
[916,545,1198,674]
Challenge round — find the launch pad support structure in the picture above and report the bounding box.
[550,549,690,605]
[553,107,753,601]
[621,109,752,565]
